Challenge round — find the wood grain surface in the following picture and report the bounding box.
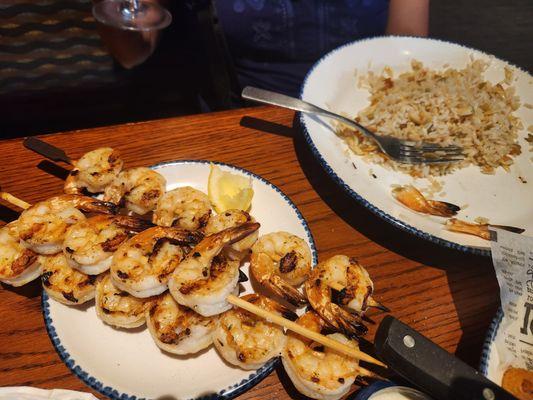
[0,106,498,399]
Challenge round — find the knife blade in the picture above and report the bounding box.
[374,316,518,400]
[23,137,72,164]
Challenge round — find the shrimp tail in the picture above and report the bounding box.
[267,296,299,321]
[427,200,460,217]
[367,297,390,312]
[322,303,368,338]
[166,228,204,246]
[223,222,260,245]
[113,215,154,232]
[267,275,308,306]
[76,198,118,214]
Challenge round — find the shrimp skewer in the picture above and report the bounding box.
[204,209,258,261]
[146,292,216,355]
[63,215,152,275]
[250,232,312,306]
[227,295,385,366]
[64,148,123,194]
[168,222,260,317]
[392,185,459,217]
[17,194,117,255]
[213,294,293,370]
[0,222,41,287]
[153,186,212,230]
[445,218,524,240]
[104,167,166,215]
[41,253,100,305]
[110,226,203,298]
[305,255,386,337]
[281,311,362,400]
[95,274,153,328]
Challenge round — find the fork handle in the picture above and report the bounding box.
[241,86,374,139]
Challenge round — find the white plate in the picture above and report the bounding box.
[42,160,317,400]
[300,36,533,255]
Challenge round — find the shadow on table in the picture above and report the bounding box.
[240,114,499,367]
[1,278,42,299]
[37,160,70,181]
[275,362,313,400]
[0,204,20,223]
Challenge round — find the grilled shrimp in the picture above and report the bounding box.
[392,185,459,217]
[64,147,123,194]
[104,167,166,215]
[204,209,258,261]
[213,294,293,370]
[110,226,203,298]
[168,222,260,317]
[282,311,360,400]
[95,274,152,328]
[41,253,100,305]
[0,222,41,287]
[152,186,212,230]
[250,232,312,306]
[305,255,387,337]
[17,195,117,255]
[63,215,152,275]
[445,218,525,240]
[146,292,216,355]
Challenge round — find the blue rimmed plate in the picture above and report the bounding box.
[42,160,317,400]
[300,36,533,256]
[480,308,504,384]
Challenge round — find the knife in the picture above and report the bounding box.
[374,316,518,400]
[23,137,72,164]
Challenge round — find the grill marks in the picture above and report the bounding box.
[279,251,298,273]
[101,232,128,253]
[178,255,228,295]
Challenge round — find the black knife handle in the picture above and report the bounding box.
[23,137,72,164]
[374,316,518,400]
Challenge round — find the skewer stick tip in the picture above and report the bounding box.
[0,192,31,210]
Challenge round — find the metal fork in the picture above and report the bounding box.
[242,86,464,164]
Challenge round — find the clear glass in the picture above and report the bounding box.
[92,0,172,31]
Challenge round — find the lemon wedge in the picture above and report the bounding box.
[208,164,254,213]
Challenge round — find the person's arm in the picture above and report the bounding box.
[386,0,429,37]
[92,0,164,69]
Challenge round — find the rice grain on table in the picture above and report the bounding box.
[336,59,524,177]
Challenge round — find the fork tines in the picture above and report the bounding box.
[398,143,465,164]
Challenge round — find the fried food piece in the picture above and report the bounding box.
[502,367,533,400]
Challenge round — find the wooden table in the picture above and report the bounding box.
[0,106,498,399]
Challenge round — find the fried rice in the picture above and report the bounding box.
[336,59,524,177]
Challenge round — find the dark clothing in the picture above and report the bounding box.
[214,0,389,96]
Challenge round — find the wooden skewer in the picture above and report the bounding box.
[357,366,373,377]
[227,294,386,367]
[0,192,31,210]
[328,281,390,312]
